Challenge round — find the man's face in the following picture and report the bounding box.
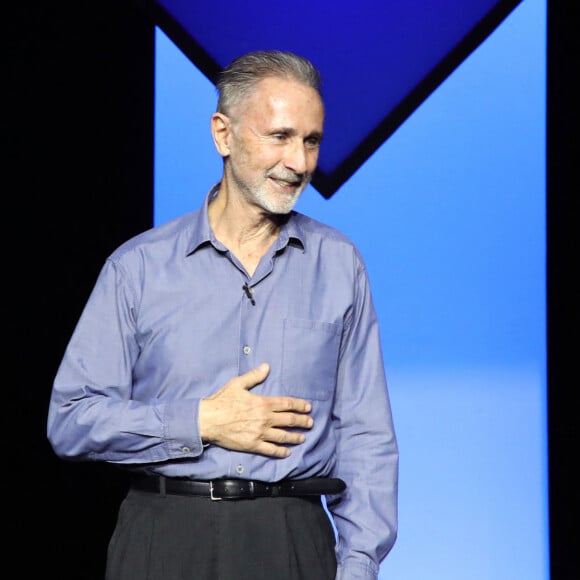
[224,76,325,214]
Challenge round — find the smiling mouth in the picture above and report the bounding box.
[269,173,306,190]
[273,178,301,188]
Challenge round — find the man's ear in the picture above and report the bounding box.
[211,112,231,158]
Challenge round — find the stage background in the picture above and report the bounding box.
[153,1,546,578]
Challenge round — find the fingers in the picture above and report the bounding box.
[253,441,294,459]
[237,364,311,414]
[271,407,313,430]
[238,362,270,391]
[236,364,313,416]
[200,363,315,457]
[252,441,292,459]
[251,428,308,459]
[272,395,312,415]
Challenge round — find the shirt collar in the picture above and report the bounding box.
[185,183,306,256]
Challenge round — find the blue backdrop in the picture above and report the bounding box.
[154,0,547,577]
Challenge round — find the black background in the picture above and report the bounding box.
[6,1,577,578]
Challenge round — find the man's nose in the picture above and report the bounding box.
[284,140,309,174]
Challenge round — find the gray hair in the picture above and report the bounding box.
[216,50,323,116]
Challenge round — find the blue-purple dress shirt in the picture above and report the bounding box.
[48,184,398,580]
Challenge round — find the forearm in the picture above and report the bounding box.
[47,358,203,464]
[329,428,398,576]
[47,383,204,463]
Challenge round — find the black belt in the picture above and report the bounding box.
[132,475,346,500]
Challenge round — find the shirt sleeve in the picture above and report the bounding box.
[327,255,399,579]
[47,257,205,464]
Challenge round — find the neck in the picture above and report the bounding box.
[208,181,284,275]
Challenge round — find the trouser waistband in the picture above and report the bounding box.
[131,475,346,500]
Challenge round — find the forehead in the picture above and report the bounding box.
[237,76,324,127]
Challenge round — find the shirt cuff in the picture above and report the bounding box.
[163,398,204,458]
[335,559,379,580]
[335,556,379,580]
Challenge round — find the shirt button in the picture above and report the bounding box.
[236,464,245,475]
[243,345,252,355]
[181,446,191,453]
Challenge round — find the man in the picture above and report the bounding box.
[47,50,398,580]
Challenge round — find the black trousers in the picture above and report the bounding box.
[105,488,337,580]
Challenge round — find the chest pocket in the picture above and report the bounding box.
[281,318,342,401]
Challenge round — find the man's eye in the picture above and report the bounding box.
[273,134,288,141]
[305,138,321,148]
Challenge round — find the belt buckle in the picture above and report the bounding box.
[209,481,222,501]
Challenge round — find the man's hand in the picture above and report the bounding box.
[199,363,313,458]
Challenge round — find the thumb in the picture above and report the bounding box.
[240,362,270,391]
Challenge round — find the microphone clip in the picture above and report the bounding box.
[242,283,256,305]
